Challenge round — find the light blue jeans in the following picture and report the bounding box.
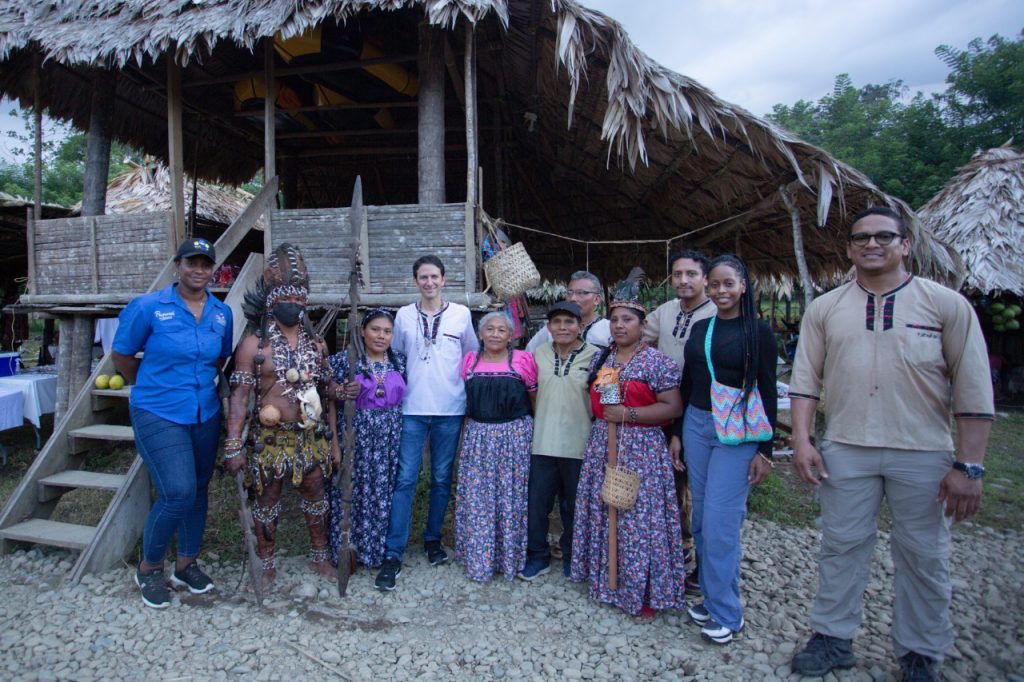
[683,406,757,631]
[130,404,221,564]
[384,415,464,562]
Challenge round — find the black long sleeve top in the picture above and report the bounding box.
[677,315,778,456]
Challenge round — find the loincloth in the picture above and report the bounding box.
[247,423,332,493]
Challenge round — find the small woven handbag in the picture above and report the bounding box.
[704,316,773,445]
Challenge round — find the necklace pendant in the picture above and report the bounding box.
[375,386,386,398]
[285,368,300,383]
[299,370,311,382]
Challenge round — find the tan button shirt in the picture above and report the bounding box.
[531,342,600,459]
[643,298,716,369]
[789,276,994,451]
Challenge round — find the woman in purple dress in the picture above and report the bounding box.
[571,286,687,619]
[455,311,538,581]
[329,308,407,569]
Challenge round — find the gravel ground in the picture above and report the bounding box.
[0,519,1021,682]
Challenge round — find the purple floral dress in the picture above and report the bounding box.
[455,350,537,581]
[328,351,406,569]
[570,343,687,616]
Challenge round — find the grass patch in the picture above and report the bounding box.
[972,410,1024,530]
[747,464,819,527]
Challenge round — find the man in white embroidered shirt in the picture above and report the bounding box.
[375,255,476,592]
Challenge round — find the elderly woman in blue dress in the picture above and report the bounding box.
[329,308,407,569]
[455,311,538,581]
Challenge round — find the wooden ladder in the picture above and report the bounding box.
[0,179,275,581]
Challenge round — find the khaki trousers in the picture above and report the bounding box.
[809,441,955,661]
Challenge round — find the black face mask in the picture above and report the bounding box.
[273,302,305,327]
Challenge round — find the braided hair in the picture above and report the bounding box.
[707,254,759,410]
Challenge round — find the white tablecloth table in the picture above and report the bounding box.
[0,387,24,465]
[0,373,58,428]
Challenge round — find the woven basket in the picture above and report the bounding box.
[483,242,541,300]
[601,465,641,510]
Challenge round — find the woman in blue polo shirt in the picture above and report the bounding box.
[112,238,233,609]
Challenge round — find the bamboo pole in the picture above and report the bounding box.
[779,185,815,309]
[263,40,276,254]
[167,59,185,249]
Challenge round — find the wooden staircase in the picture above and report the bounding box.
[0,179,275,582]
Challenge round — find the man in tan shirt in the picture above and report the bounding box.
[644,250,714,594]
[788,207,993,682]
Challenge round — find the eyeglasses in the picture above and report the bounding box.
[566,289,601,298]
[849,231,902,247]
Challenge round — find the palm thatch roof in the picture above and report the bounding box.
[75,160,260,230]
[0,0,960,286]
[918,145,1024,295]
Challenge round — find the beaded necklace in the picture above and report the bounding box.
[552,341,585,377]
[416,301,448,346]
[367,358,389,398]
[672,299,712,339]
[268,323,321,403]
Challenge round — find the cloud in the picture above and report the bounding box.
[582,0,1024,116]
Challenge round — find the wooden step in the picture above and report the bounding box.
[91,387,132,398]
[68,425,135,454]
[0,519,97,550]
[38,471,127,503]
[91,386,132,411]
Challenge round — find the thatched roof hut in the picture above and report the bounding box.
[75,160,261,232]
[918,145,1024,295]
[0,0,960,286]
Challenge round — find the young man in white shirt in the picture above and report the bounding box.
[375,255,477,591]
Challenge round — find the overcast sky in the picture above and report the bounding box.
[2,1,1022,163]
[583,0,1024,117]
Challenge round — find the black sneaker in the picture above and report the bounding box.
[169,562,214,594]
[791,632,856,677]
[424,541,448,566]
[898,652,941,682]
[375,557,402,591]
[134,566,170,609]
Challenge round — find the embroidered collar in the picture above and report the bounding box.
[672,298,712,338]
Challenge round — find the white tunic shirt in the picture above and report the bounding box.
[392,301,477,416]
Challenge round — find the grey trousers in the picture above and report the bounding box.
[809,441,955,661]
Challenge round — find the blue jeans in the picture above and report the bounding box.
[130,404,221,565]
[384,415,464,561]
[683,407,757,631]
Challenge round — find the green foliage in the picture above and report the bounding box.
[1,108,141,207]
[769,31,1024,209]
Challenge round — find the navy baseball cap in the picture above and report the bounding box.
[547,301,582,321]
[175,238,216,262]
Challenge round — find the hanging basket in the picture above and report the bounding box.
[601,465,641,510]
[483,242,541,300]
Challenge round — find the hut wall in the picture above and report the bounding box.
[270,203,468,297]
[33,212,171,296]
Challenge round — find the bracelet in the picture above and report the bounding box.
[223,438,243,450]
[223,448,244,460]
[628,407,639,423]
[758,453,775,468]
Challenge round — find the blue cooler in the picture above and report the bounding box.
[0,352,19,377]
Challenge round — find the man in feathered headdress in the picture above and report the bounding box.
[224,243,342,586]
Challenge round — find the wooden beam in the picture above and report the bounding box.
[264,40,277,255]
[464,24,478,292]
[233,100,418,117]
[166,60,185,248]
[82,70,115,217]
[418,21,446,204]
[184,54,418,88]
[31,51,42,223]
[444,36,466,109]
[779,185,815,308]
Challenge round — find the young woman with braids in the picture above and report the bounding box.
[328,308,407,569]
[454,311,538,581]
[671,253,777,644]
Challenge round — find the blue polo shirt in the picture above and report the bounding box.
[113,284,233,425]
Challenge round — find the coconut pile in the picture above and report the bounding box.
[0,519,1020,681]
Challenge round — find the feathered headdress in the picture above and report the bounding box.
[608,277,646,315]
[243,243,317,339]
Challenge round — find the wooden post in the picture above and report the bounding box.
[779,185,815,309]
[54,317,72,423]
[69,317,94,413]
[418,21,446,204]
[264,40,277,254]
[464,23,478,292]
[31,51,42,224]
[25,207,36,298]
[167,59,185,250]
[81,70,115,217]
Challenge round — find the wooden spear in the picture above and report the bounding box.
[336,176,365,595]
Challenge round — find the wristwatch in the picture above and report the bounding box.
[952,462,986,479]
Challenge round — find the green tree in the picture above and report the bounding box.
[937,31,1024,149]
